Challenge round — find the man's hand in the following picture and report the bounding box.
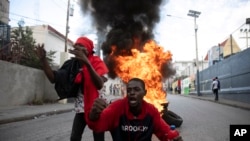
[89,98,108,121]
[172,136,183,141]
[35,43,46,61]
[68,45,90,65]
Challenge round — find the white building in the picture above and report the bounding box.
[30,25,74,66]
[205,45,222,66]
[173,60,208,78]
[169,60,208,94]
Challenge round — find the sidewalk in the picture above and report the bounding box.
[180,93,250,111]
[0,103,74,124]
[0,94,249,125]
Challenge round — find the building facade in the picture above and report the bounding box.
[168,60,208,94]
[0,0,9,24]
[204,36,241,66]
[173,60,208,77]
[29,25,74,66]
[0,0,10,48]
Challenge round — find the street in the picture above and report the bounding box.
[167,94,250,141]
[0,94,250,141]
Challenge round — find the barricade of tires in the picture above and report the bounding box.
[161,103,183,127]
[162,110,183,127]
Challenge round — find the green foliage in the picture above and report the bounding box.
[11,25,56,69]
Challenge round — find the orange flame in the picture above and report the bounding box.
[112,40,172,112]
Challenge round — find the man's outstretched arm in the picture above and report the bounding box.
[35,44,55,83]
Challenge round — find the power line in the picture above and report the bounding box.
[34,0,40,25]
[219,22,246,45]
[166,14,192,20]
[8,13,84,37]
[230,23,246,34]
[8,12,65,28]
[52,0,67,11]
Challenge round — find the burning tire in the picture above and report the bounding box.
[162,110,183,127]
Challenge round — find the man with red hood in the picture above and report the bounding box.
[36,36,108,141]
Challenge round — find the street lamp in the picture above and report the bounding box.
[187,10,201,96]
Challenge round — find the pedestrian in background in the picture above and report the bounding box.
[212,77,220,101]
[36,36,108,141]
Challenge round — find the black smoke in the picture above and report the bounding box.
[79,0,175,79]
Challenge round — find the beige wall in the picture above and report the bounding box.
[0,60,58,106]
[223,37,241,57]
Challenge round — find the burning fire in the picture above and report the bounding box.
[79,0,175,113]
[111,40,172,112]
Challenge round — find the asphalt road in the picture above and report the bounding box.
[0,94,249,141]
[167,94,250,141]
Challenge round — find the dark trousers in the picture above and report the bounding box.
[70,113,105,141]
[213,89,219,101]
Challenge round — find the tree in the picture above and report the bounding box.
[11,25,56,69]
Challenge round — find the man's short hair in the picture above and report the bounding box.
[128,78,145,90]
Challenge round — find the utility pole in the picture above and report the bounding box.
[245,18,250,48]
[187,10,201,96]
[60,0,74,68]
[230,34,233,55]
[64,0,75,52]
[218,43,221,61]
[64,0,70,52]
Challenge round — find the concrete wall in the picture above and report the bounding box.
[198,48,250,103]
[0,60,58,106]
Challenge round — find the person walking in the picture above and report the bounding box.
[36,36,108,141]
[212,77,220,101]
[88,78,183,141]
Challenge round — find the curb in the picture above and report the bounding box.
[0,108,73,125]
[181,94,250,111]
